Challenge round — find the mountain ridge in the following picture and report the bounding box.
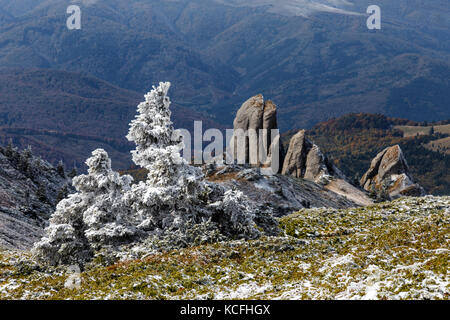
[0,0,448,130]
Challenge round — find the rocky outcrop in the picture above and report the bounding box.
[206,164,358,217]
[227,97,374,207]
[360,145,425,199]
[280,130,373,206]
[0,144,72,249]
[229,94,284,172]
[282,130,342,184]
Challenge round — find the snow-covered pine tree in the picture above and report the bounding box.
[126,82,187,186]
[124,82,272,248]
[33,149,135,266]
[33,82,277,266]
[124,82,210,232]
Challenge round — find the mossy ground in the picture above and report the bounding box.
[0,196,448,300]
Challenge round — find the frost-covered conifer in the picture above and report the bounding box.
[126,82,187,186]
[124,82,209,232]
[124,82,271,245]
[34,83,277,266]
[33,149,135,266]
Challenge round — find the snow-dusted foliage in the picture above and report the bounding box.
[123,82,274,251]
[33,82,277,266]
[126,82,186,186]
[33,149,135,266]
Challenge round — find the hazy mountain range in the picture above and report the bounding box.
[0,0,448,167]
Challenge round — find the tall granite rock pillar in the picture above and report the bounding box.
[229,94,284,173]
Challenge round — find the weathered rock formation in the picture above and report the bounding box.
[229,94,284,173]
[282,130,342,184]
[360,145,425,199]
[279,130,373,206]
[226,97,373,207]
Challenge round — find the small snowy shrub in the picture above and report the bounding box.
[33,149,135,265]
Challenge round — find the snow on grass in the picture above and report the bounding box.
[0,196,448,300]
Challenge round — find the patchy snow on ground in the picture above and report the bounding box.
[0,196,448,300]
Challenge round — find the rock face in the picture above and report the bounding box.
[0,144,72,250]
[360,145,425,199]
[282,130,342,184]
[229,95,284,173]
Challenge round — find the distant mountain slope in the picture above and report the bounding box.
[0,68,141,139]
[0,6,13,25]
[294,113,450,195]
[0,0,449,130]
[214,0,360,17]
[0,68,221,169]
[0,0,45,17]
[0,0,239,110]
